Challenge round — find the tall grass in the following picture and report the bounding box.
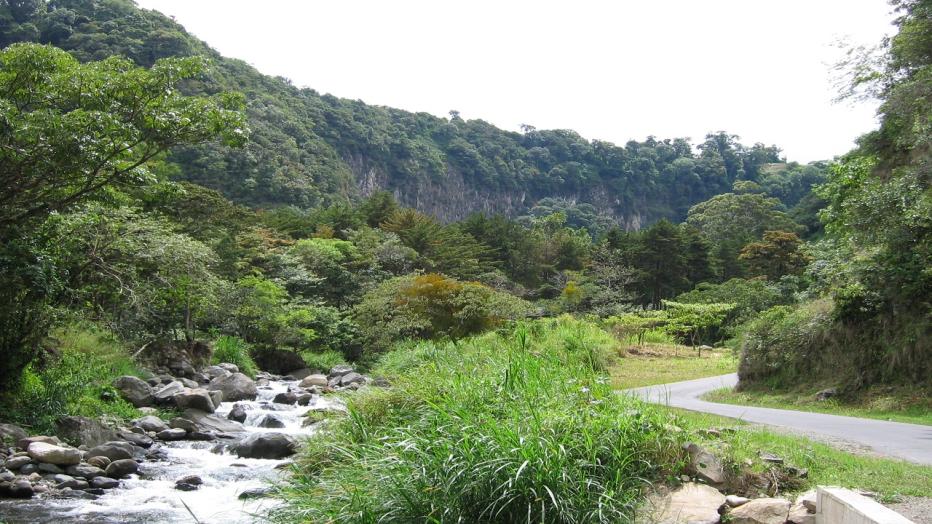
[0,324,142,434]
[273,317,687,523]
[212,335,258,378]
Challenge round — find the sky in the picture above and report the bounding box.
[136,0,895,163]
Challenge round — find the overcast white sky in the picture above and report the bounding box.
[136,0,894,162]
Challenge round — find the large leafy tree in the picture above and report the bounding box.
[0,43,246,388]
[0,43,247,228]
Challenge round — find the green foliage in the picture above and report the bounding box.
[354,273,531,353]
[273,319,687,523]
[676,278,788,335]
[739,230,810,280]
[300,350,347,373]
[660,300,735,350]
[212,335,258,378]
[0,324,141,434]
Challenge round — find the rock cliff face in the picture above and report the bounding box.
[347,154,646,228]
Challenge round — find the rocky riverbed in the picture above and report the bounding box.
[0,364,366,523]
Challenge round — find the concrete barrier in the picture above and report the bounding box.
[816,487,914,524]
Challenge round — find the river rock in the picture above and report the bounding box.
[90,476,120,489]
[726,495,751,507]
[17,435,60,450]
[208,373,257,402]
[153,381,185,405]
[170,417,198,433]
[328,365,354,378]
[86,456,111,469]
[65,464,106,479]
[119,430,154,448]
[340,372,364,386]
[4,456,32,470]
[179,409,245,434]
[727,497,791,524]
[20,463,38,474]
[87,441,135,461]
[257,415,285,428]
[174,474,203,491]
[239,486,272,499]
[6,479,34,498]
[287,368,314,380]
[227,404,248,423]
[299,374,328,388]
[232,433,297,459]
[684,442,725,485]
[112,376,154,407]
[53,474,82,489]
[157,428,187,441]
[173,388,216,413]
[105,458,138,478]
[217,363,240,373]
[204,365,231,380]
[787,503,815,524]
[56,416,119,448]
[37,462,64,474]
[0,423,28,445]
[27,442,82,466]
[208,390,223,407]
[0,470,13,482]
[644,482,725,524]
[273,392,298,405]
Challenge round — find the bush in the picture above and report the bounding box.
[0,325,141,434]
[737,301,833,386]
[272,318,687,523]
[354,273,531,353]
[212,335,258,378]
[676,278,788,336]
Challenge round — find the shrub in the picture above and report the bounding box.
[676,278,788,336]
[212,335,258,378]
[272,318,687,523]
[0,325,141,434]
[354,273,531,353]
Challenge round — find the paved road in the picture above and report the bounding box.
[623,373,932,466]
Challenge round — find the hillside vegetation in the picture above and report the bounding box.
[0,0,826,225]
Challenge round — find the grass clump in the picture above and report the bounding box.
[273,317,688,523]
[300,349,347,373]
[212,335,258,378]
[0,324,142,434]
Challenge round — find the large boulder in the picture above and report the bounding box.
[152,381,185,405]
[105,458,139,479]
[0,423,28,445]
[232,433,297,459]
[56,416,119,448]
[133,415,169,433]
[728,497,791,524]
[112,376,154,407]
[204,365,232,380]
[642,482,725,524]
[257,415,285,428]
[299,374,328,388]
[26,442,82,466]
[328,365,354,379]
[178,409,245,433]
[207,373,257,402]
[65,464,106,480]
[17,435,60,450]
[86,441,136,462]
[339,372,365,386]
[173,388,216,413]
[252,348,305,375]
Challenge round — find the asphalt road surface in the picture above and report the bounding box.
[623,373,932,466]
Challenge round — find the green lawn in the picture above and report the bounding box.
[673,410,932,501]
[609,343,737,389]
[703,387,932,426]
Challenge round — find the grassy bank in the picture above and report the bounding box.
[274,317,689,523]
[703,387,932,426]
[609,342,737,389]
[675,411,932,500]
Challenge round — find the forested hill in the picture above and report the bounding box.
[0,0,825,225]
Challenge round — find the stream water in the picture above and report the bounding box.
[0,378,339,524]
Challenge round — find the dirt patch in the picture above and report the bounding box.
[888,496,932,523]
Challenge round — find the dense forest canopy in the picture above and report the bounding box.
[0,0,826,226]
